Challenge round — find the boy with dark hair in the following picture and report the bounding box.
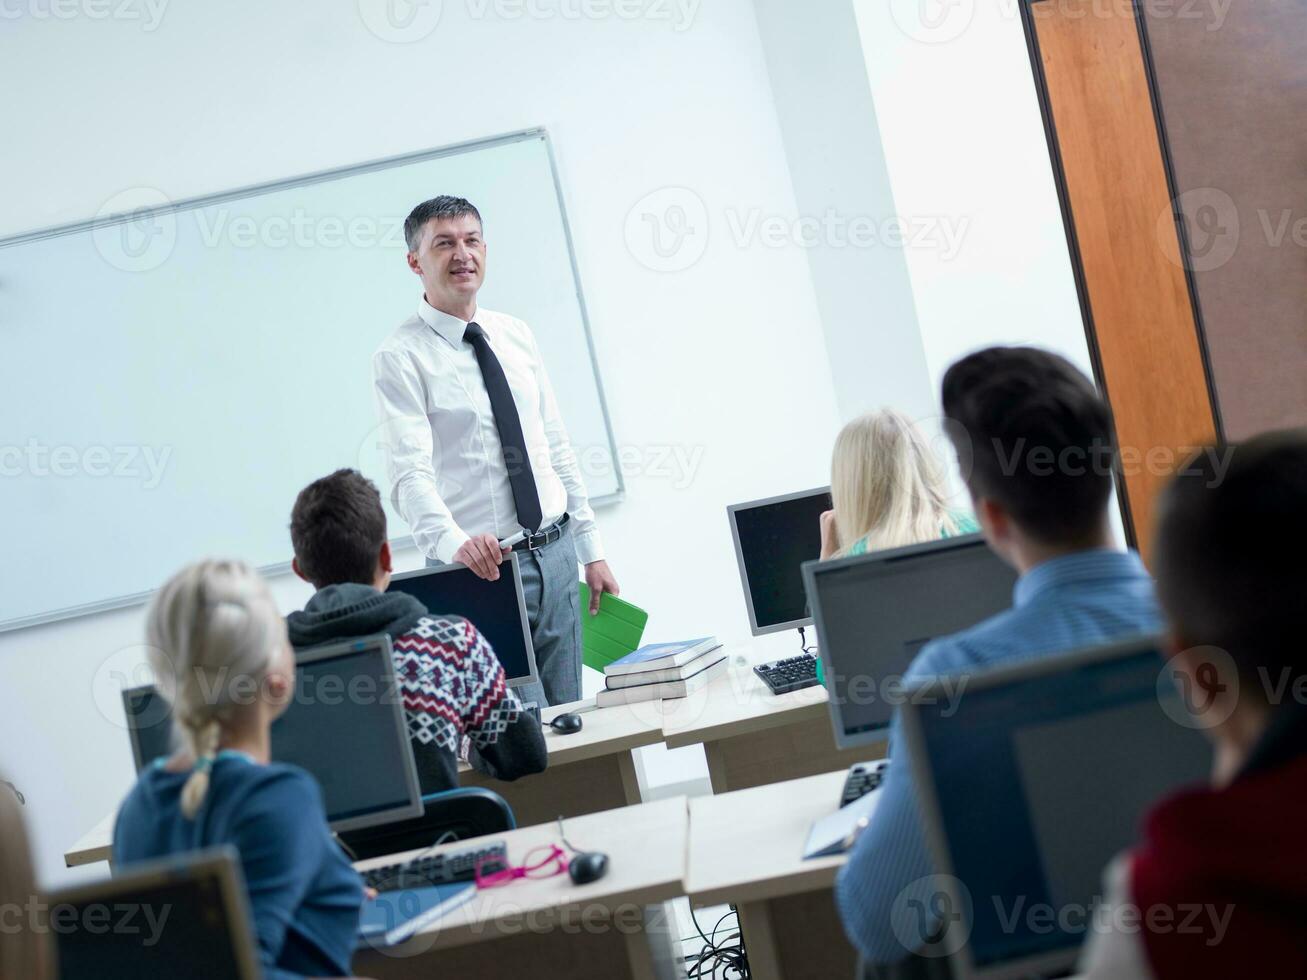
[836,347,1162,967]
[1080,430,1307,977]
[287,468,546,794]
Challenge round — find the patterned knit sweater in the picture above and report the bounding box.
[286,583,548,794]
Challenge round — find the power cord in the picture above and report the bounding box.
[684,904,749,979]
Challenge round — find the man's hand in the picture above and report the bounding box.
[819,509,840,561]
[455,533,510,581]
[584,560,619,615]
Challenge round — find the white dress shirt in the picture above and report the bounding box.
[372,297,604,566]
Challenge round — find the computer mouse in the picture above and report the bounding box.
[568,851,609,885]
[549,712,583,735]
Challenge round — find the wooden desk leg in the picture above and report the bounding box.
[617,750,643,806]
[734,891,858,980]
[735,900,784,980]
[625,901,682,980]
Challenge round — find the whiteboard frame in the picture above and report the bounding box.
[0,127,623,633]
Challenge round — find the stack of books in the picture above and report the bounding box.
[595,636,726,707]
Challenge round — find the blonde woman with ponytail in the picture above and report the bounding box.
[113,560,364,980]
[819,409,979,560]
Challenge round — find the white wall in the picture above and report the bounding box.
[850,0,1093,394]
[0,0,841,883]
[751,0,935,425]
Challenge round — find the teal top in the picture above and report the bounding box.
[846,510,980,556]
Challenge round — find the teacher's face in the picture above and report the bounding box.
[408,214,487,310]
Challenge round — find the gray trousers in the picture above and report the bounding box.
[428,522,582,708]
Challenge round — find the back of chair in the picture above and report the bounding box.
[338,787,516,861]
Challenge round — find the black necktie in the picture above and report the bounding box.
[464,321,544,532]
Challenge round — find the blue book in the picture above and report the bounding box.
[356,880,476,948]
[604,637,719,677]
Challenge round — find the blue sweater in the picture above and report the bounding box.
[114,753,363,979]
[834,549,1161,963]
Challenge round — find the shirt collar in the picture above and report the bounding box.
[1013,548,1149,607]
[417,295,478,349]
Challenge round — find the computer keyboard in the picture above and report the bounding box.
[361,841,508,892]
[754,653,821,695]
[839,760,889,808]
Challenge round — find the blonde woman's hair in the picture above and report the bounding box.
[146,560,287,819]
[830,409,960,557]
[0,783,54,979]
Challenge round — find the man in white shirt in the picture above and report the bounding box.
[372,195,619,707]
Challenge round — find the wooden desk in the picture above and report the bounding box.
[687,770,857,980]
[458,698,663,827]
[65,808,115,868]
[661,647,883,792]
[354,796,688,980]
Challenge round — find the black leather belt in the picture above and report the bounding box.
[520,513,569,551]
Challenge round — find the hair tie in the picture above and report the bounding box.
[194,755,215,773]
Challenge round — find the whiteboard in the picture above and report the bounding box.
[0,129,621,632]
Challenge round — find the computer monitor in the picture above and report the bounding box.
[273,635,423,832]
[122,684,173,772]
[901,637,1212,979]
[802,534,1018,750]
[51,847,261,979]
[386,553,539,688]
[119,635,423,833]
[727,486,832,635]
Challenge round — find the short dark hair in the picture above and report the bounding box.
[1154,430,1307,693]
[404,195,482,252]
[289,469,387,589]
[941,346,1115,545]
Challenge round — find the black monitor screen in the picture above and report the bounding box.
[807,536,1017,744]
[917,644,1211,972]
[731,489,832,633]
[386,561,534,683]
[271,643,416,824]
[54,867,249,979]
[123,686,173,772]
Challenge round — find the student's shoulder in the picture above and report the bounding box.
[232,762,326,814]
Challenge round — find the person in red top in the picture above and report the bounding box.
[1079,429,1307,978]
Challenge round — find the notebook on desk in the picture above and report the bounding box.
[357,879,477,948]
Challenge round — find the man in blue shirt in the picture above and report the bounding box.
[835,347,1162,969]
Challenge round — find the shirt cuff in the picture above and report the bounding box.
[572,528,605,565]
[430,528,470,565]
